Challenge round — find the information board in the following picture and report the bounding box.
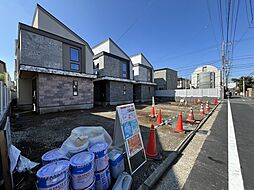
[113,103,147,174]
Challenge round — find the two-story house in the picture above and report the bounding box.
[92,38,135,106]
[130,54,156,102]
[15,4,96,114]
[154,68,177,90]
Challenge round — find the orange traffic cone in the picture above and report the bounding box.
[213,98,217,105]
[150,105,156,118]
[200,104,205,116]
[156,109,163,125]
[175,112,184,133]
[193,98,197,105]
[187,108,195,124]
[205,101,210,113]
[146,124,159,159]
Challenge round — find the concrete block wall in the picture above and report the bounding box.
[37,73,93,113]
[108,81,133,105]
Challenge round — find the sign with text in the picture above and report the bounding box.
[113,103,146,174]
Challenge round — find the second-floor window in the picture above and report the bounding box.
[147,69,151,82]
[70,47,80,71]
[122,63,128,79]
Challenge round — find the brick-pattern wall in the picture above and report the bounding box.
[21,30,63,70]
[37,73,93,108]
[109,81,133,103]
[141,84,155,101]
[134,84,154,102]
[98,55,129,79]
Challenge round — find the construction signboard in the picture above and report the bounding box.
[113,103,146,174]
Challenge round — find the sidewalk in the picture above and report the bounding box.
[154,103,224,190]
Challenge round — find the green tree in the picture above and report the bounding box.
[0,73,5,82]
[232,76,254,92]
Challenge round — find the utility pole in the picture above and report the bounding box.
[243,77,245,97]
[221,41,225,98]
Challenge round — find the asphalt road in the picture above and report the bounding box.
[183,97,254,190]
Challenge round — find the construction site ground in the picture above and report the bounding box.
[10,100,215,190]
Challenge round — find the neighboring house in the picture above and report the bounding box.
[0,60,7,73]
[154,68,177,90]
[15,4,96,113]
[0,60,11,87]
[177,77,191,89]
[191,65,221,89]
[92,38,135,106]
[130,53,156,102]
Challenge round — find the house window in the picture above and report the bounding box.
[71,63,80,70]
[70,47,80,71]
[123,84,126,95]
[70,48,79,62]
[122,63,128,79]
[73,80,78,96]
[147,69,151,82]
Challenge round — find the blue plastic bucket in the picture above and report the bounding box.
[95,165,111,190]
[70,177,96,190]
[108,149,124,178]
[41,148,67,165]
[70,151,95,190]
[89,142,109,172]
[36,160,70,190]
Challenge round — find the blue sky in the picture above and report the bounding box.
[1,0,254,80]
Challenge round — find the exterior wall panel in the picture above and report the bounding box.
[109,81,133,104]
[37,73,93,113]
[20,30,63,70]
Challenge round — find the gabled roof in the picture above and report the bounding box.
[92,38,130,60]
[130,53,153,69]
[32,4,93,54]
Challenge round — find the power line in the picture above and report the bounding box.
[226,0,232,45]
[155,44,220,63]
[218,0,225,41]
[231,0,240,58]
[206,0,221,57]
[116,0,153,42]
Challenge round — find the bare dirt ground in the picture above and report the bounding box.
[11,100,215,190]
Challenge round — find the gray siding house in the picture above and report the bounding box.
[154,68,177,90]
[130,54,156,102]
[15,4,96,114]
[93,38,135,106]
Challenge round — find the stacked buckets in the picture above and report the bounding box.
[36,160,70,190]
[70,151,95,189]
[36,141,111,190]
[90,142,111,190]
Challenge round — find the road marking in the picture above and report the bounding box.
[242,99,246,102]
[228,99,244,190]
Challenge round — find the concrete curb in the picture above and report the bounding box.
[138,102,221,190]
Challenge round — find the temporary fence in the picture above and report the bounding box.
[0,80,12,190]
[0,81,11,119]
[155,88,221,98]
